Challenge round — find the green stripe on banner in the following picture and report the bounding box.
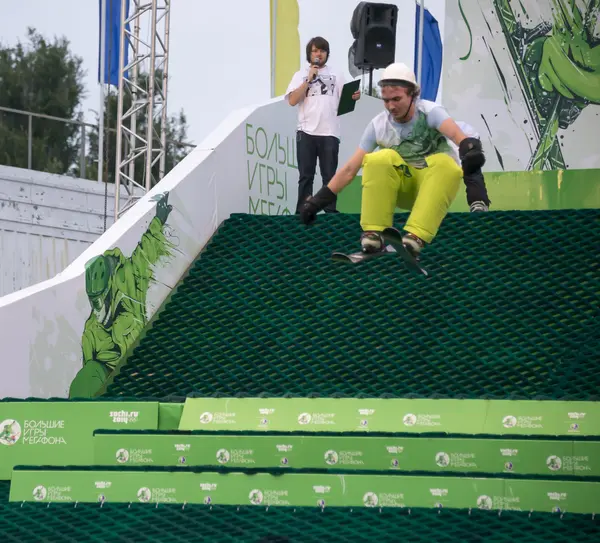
[0,402,159,480]
[336,169,600,214]
[9,468,600,512]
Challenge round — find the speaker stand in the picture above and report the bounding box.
[368,66,374,96]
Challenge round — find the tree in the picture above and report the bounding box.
[0,28,85,174]
[365,84,382,99]
[83,71,192,186]
[0,29,191,183]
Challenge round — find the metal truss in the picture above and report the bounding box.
[114,0,171,219]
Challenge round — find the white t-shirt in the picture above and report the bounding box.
[358,99,480,166]
[285,64,344,139]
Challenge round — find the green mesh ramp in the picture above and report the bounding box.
[0,484,598,543]
[3,507,600,543]
[108,210,599,400]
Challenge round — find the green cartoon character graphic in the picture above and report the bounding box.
[537,1,600,104]
[216,449,230,464]
[0,425,12,444]
[363,492,378,507]
[68,192,175,398]
[491,0,600,169]
[33,486,47,501]
[0,420,21,446]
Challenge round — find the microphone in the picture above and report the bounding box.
[311,58,320,80]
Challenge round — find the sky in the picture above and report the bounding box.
[0,0,445,145]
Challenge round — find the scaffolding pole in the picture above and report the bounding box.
[114,0,172,221]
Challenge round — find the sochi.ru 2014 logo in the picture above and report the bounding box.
[0,419,22,446]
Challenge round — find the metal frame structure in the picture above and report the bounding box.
[114,0,172,220]
[0,105,88,176]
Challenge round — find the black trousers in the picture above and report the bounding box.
[295,130,340,214]
[463,168,490,206]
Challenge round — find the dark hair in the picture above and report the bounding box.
[378,79,420,98]
[306,36,330,63]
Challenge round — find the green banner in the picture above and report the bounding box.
[178,398,488,433]
[0,402,159,480]
[343,475,506,510]
[157,403,184,430]
[504,479,599,514]
[10,469,600,513]
[93,433,600,476]
[177,398,600,436]
[482,401,598,436]
[336,169,600,214]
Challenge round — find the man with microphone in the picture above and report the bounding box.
[286,36,360,214]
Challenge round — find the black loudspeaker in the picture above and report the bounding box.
[351,2,398,70]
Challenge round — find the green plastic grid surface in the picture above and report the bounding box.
[107,210,600,400]
[0,482,599,543]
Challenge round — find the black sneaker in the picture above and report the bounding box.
[360,231,385,254]
[470,201,489,212]
[402,232,425,259]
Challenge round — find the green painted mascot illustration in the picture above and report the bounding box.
[492,0,600,169]
[537,0,600,105]
[68,192,174,398]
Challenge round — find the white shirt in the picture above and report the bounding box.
[359,100,481,166]
[285,64,344,139]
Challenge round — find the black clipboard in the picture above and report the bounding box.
[337,79,361,116]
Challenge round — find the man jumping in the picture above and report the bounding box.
[298,62,487,258]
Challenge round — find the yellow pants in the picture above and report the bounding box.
[360,149,463,243]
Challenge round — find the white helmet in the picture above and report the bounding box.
[378,62,419,90]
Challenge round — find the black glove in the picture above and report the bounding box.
[459,137,486,175]
[299,186,337,225]
[155,191,172,224]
